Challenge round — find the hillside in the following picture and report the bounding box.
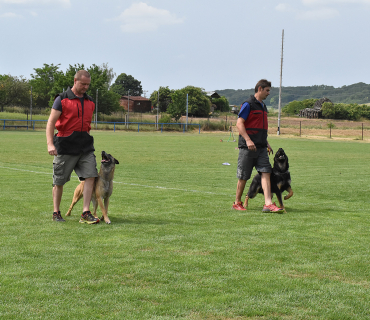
[217,82,370,108]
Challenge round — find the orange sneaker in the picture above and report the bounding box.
[232,202,246,211]
[262,202,284,213]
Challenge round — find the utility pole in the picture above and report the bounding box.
[127,89,130,127]
[186,93,188,131]
[30,86,33,127]
[95,89,98,129]
[157,88,159,130]
[277,29,284,136]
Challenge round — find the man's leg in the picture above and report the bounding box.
[53,185,63,212]
[261,172,283,213]
[79,177,99,224]
[82,177,95,212]
[235,179,247,204]
[52,184,65,222]
[261,172,272,206]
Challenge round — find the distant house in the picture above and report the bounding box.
[120,96,152,113]
[299,97,332,119]
[206,91,221,99]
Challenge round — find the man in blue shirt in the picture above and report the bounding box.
[232,79,283,213]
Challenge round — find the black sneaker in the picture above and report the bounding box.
[53,211,65,222]
[79,211,100,224]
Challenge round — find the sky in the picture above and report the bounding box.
[0,0,369,96]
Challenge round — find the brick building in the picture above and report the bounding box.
[120,96,152,113]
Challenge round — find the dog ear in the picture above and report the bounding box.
[115,159,119,164]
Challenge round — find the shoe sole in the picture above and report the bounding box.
[262,209,284,214]
[79,219,100,224]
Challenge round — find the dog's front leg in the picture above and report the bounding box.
[103,198,111,224]
[284,187,293,200]
[97,196,110,224]
[275,192,286,213]
[91,197,98,219]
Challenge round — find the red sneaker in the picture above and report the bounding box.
[232,202,246,211]
[262,202,284,213]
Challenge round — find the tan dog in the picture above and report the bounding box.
[66,151,119,224]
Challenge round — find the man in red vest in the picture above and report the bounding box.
[46,70,99,224]
[232,79,283,213]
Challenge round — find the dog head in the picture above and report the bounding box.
[101,151,119,166]
[273,148,289,172]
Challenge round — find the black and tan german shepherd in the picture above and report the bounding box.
[66,151,119,224]
[244,148,293,212]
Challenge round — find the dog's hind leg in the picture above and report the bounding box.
[284,187,293,200]
[244,194,250,209]
[66,182,84,216]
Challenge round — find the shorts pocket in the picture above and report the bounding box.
[53,160,65,180]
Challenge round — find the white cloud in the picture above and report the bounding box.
[302,0,370,5]
[275,3,294,12]
[0,0,70,7]
[115,2,184,33]
[297,7,340,19]
[0,11,22,18]
[276,0,369,20]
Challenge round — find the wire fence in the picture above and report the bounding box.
[1,118,370,140]
[1,119,201,133]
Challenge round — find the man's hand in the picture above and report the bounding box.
[48,144,58,156]
[246,139,256,151]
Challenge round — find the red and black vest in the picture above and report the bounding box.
[238,95,268,149]
[53,87,95,155]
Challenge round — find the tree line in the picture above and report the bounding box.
[217,82,370,107]
[282,99,370,120]
[0,63,229,120]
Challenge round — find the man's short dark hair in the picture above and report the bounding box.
[75,70,91,80]
[255,79,271,93]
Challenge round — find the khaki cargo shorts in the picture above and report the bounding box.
[53,151,98,186]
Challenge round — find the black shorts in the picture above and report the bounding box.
[236,147,272,181]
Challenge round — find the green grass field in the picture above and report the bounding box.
[1,130,370,319]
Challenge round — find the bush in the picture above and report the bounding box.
[199,120,228,131]
[158,114,173,123]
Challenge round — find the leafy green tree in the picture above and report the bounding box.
[212,96,229,112]
[0,74,30,111]
[111,73,143,96]
[167,86,211,121]
[185,86,211,117]
[150,86,173,112]
[29,63,62,108]
[321,102,335,119]
[282,100,304,115]
[302,98,318,109]
[49,63,120,115]
[167,89,186,122]
[87,64,121,115]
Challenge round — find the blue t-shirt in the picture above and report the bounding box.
[238,100,265,120]
[238,102,251,120]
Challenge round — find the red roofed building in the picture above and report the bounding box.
[120,96,152,113]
